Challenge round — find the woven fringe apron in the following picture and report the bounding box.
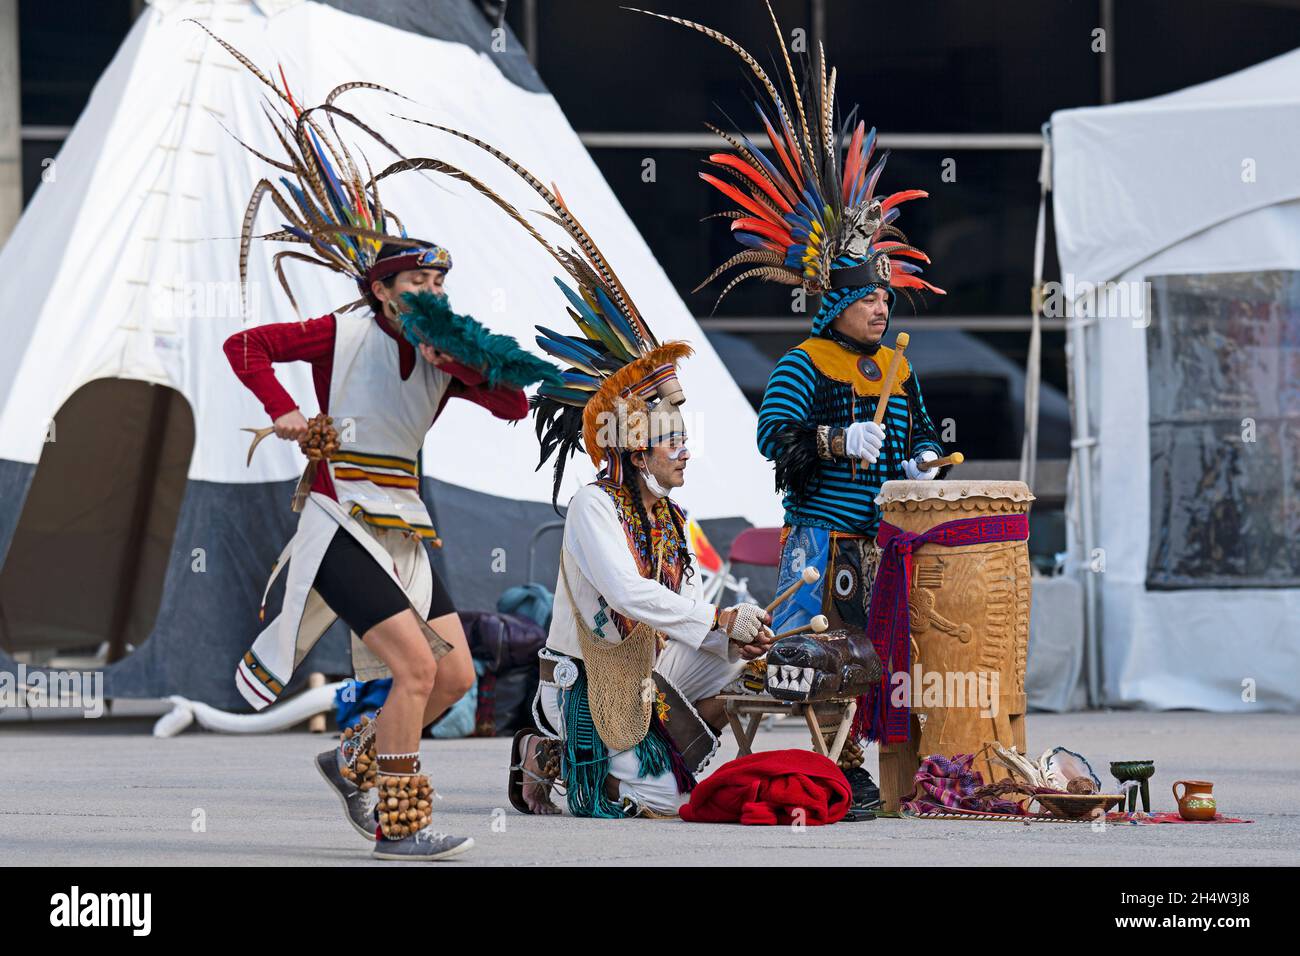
[559,550,657,752]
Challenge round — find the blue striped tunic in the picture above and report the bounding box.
[757,340,944,536]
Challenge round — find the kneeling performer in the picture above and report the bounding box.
[520,359,773,818]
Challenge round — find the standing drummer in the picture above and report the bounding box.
[756,261,949,809]
[636,4,951,810]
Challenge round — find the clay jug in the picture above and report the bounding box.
[1172,780,1216,821]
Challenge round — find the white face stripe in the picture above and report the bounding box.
[646,430,689,460]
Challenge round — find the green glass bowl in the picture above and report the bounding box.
[1110,760,1155,780]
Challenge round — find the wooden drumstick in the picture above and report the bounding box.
[765,566,821,615]
[920,451,965,471]
[772,615,828,640]
[241,426,275,467]
[872,332,910,425]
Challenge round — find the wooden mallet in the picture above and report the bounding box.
[772,615,829,640]
[872,331,911,425]
[765,566,820,615]
[920,451,965,471]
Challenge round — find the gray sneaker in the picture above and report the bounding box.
[372,828,474,862]
[315,748,378,840]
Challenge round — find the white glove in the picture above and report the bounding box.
[844,421,886,465]
[720,603,767,644]
[903,450,940,480]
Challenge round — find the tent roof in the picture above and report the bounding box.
[1050,46,1300,284]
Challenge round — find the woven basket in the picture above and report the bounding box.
[1033,792,1124,819]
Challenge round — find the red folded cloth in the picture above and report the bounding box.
[680,749,852,825]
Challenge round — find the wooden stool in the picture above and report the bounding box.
[717,694,858,763]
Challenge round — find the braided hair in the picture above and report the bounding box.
[622,449,695,585]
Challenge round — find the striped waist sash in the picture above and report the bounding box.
[330,451,440,545]
[331,450,420,490]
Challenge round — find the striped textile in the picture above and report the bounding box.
[332,450,417,473]
[757,344,943,536]
[348,503,441,543]
[332,468,419,489]
[237,649,284,705]
[900,753,1025,816]
[333,451,421,490]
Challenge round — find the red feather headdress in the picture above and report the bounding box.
[629,2,945,312]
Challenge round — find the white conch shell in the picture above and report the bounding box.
[1038,746,1102,792]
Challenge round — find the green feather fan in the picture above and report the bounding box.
[399,291,564,390]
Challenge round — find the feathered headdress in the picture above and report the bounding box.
[191,21,440,319]
[629,3,944,331]
[390,118,692,506]
[200,23,564,391]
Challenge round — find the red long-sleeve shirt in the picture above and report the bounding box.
[224,311,528,499]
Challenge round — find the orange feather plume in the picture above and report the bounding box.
[880,189,928,213]
[700,172,786,225]
[889,273,946,294]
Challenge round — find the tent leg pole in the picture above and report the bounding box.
[1020,134,1050,490]
[1068,303,1102,709]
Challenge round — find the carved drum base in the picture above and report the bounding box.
[875,479,1034,811]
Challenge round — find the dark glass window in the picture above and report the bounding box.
[826,0,1101,132]
[532,0,810,133]
[20,0,130,125]
[18,0,132,203]
[1146,271,1300,588]
[1116,0,1300,102]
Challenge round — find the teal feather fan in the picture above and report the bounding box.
[398,291,564,391]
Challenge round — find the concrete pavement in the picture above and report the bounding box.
[1,711,1295,866]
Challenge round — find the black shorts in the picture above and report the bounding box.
[312,529,457,637]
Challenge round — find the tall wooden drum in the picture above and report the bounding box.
[874,479,1034,809]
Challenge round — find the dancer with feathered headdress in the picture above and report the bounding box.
[202,23,560,861]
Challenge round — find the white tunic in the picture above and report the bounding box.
[235,312,454,711]
[545,483,722,660]
[538,483,745,815]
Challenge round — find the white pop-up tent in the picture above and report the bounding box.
[1050,49,1300,712]
[0,0,782,708]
